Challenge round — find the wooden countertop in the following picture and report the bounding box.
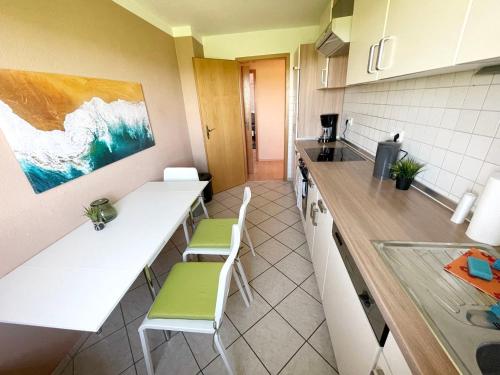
[295,140,469,375]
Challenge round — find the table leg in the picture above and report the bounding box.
[143,266,156,300]
[182,218,190,244]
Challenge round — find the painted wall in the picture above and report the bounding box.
[202,26,320,178]
[247,59,286,160]
[175,36,209,171]
[341,70,500,203]
[0,0,192,373]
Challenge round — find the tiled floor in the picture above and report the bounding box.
[57,181,337,375]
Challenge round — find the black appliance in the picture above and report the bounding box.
[297,158,309,219]
[305,146,365,162]
[332,220,389,346]
[319,113,338,143]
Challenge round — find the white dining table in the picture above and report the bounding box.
[0,181,207,332]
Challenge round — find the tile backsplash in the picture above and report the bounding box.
[341,70,500,203]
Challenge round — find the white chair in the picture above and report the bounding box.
[138,225,241,375]
[181,187,255,306]
[163,167,209,243]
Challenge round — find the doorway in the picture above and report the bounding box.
[239,56,288,181]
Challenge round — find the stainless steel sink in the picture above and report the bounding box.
[372,241,500,375]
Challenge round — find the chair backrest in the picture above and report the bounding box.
[214,224,240,328]
[163,167,199,182]
[236,187,252,240]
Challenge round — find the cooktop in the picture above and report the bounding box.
[305,147,365,162]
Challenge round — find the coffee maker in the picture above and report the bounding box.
[319,113,338,143]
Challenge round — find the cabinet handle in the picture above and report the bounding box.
[371,368,385,375]
[308,178,314,188]
[318,199,327,213]
[311,202,319,226]
[376,36,393,71]
[321,68,328,87]
[367,44,377,74]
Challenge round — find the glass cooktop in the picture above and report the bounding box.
[305,147,365,162]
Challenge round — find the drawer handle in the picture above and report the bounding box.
[318,199,327,213]
[310,202,318,226]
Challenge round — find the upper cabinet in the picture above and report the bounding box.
[456,0,500,64]
[346,0,500,85]
[346,0,389,85]
[377,0,470,79]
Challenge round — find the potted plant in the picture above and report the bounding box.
[390,158,425,190]
[84,206,105,231]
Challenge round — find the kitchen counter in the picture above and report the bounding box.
[296,140,470,375]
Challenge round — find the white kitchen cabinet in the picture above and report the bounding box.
[372,352,393,375]
[323,236,380,375]
[311,192,334,298]
[382,332,412,375]
[304,175,318,251]
[346,0,389,85]
[456,0,500,64]
[378,0,470,79]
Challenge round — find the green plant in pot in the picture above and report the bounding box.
[390,158,425,190]
[84,206,105,231]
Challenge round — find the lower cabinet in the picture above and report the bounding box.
[322,238,380,375]
[311,191,334,299]
[380,333,412,375]
[304,176,318,250]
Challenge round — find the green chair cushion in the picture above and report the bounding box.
[148,262,223,320]
[189,218,238,248]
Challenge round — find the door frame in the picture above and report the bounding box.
[236,53,290,181]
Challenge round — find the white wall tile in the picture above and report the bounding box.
[463,85,489,109]
[477,162,500,185]
[485,138,500,165]
[446,87,468,108]
[436,170,456,191]
[483,85,500,111]
[454,71,473,86]
[451,176,474,197]
[435,129,453,149]
[448,132,471,154]
[466,135,493,160]
[442,151,463,174]
[458,156,483,181]
[441,109,460,129]
[455,110,479,133]
[474,111,500,137]
[471,73,494,86]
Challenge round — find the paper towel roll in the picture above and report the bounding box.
[466,172,500,245]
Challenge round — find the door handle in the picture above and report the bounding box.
[318,199,327,213]
[310,202,319,226]
[376,36,394,71]
[206,126,216,139]
[367,44,377,74]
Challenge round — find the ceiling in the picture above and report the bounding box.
[114,0,327,37]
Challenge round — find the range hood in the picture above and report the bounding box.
[315,16,352,57]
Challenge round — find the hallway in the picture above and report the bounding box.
[247,151,284,181]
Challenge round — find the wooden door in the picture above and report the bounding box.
[378,0,469,79]
[193,58,247,193]
[241,66,254,174]
[346,0,389,85]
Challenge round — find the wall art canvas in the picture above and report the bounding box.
[0,69,155,193]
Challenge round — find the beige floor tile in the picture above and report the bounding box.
[120,365,136,375]
[251,185,272,195]
[291,221,305,234]
[120,282,157,323]
[80,305,124,351]
[276,288,325,338]
[262,181,286,190]
[273,184,294,195]
[227,185,246,197]
[184,315,239,368]
[275,209,301,226]
[280,343,336,375]
[244,310,304,374]
[219,196,241,209]
[74,328,133,375]
[126,314,166,362]
[225,289,271,333]
[212,209,236,219]
[135,333,199,375]
[275,195,296,209]
[274,227,306,250]
[260,190,283,201]
[239,252,271,280]
[255,238,291,265]
[246,209,271,225]
[202,337,268,375]
[257,217,288,237]
[250,195,271,208]
[244,227,271,248]
[213,191,232,202]
[309,321,337,370]
[300,274,321,302]
[250,267,296,306]
[151,248,182,277]
[275,252,313,284]
[260,202,286,216]
[206,201,226,215]
[295,243,311,261]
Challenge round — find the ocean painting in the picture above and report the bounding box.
[0,69,155,193]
